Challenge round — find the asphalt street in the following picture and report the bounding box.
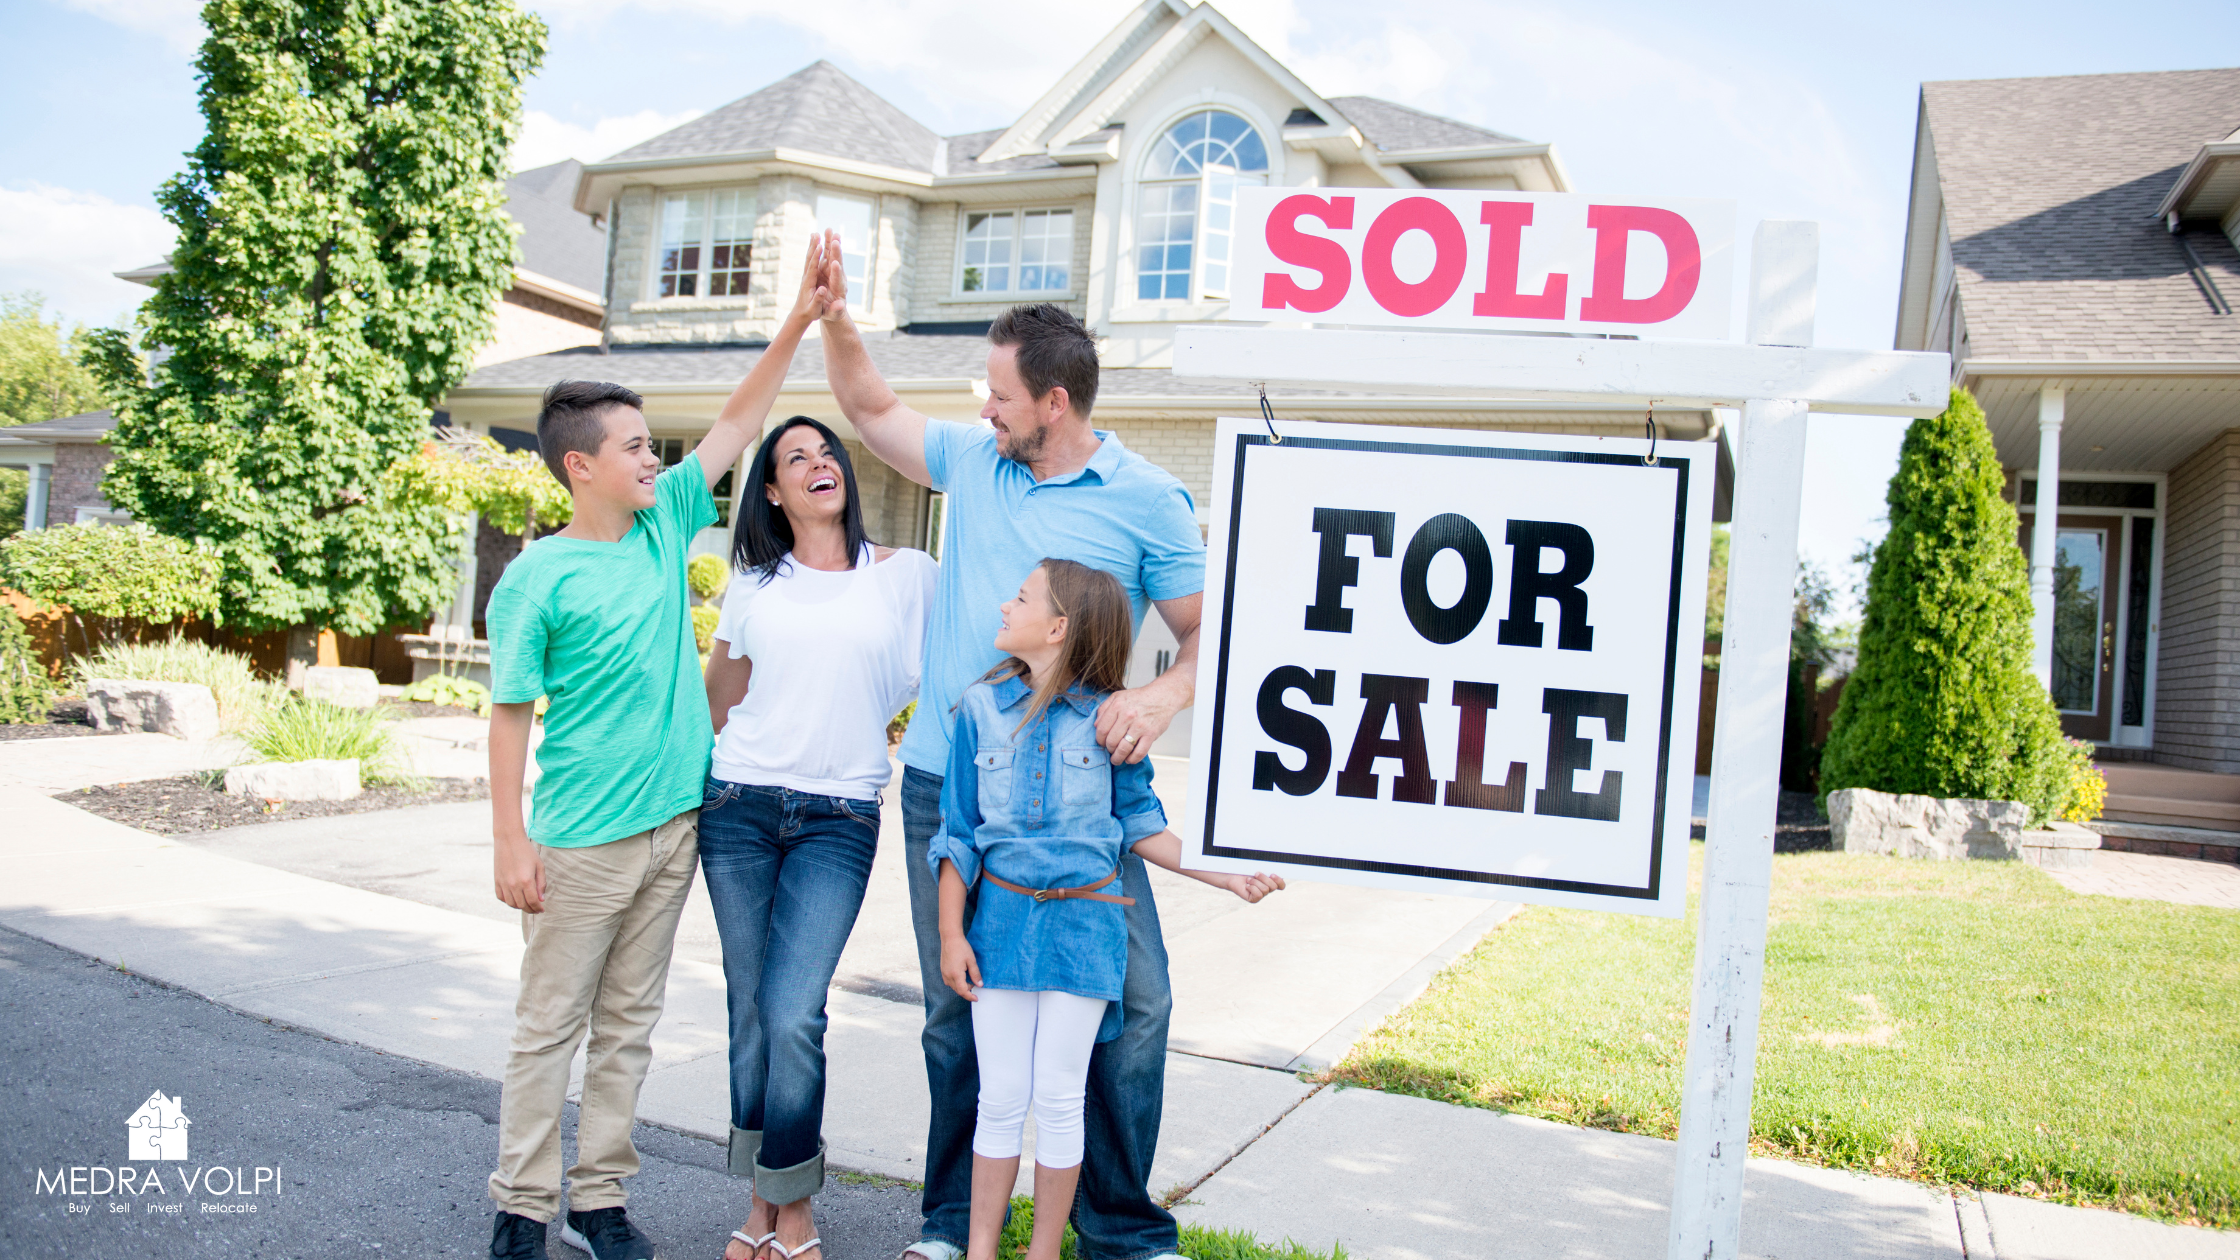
[0,925,923,1259]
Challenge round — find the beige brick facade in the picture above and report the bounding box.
[909,199,1095,326]
[2153,428,2240,773]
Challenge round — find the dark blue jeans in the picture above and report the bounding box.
[698,778,880,1205]
[902,766,1178,1259]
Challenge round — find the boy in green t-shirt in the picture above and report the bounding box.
[483,244,830,1260]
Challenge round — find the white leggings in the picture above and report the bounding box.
[969,987,1109,1169]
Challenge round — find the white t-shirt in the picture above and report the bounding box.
[710,544,938,800]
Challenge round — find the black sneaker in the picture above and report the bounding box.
[559,1206,657,1260]
[490,1211,549,1260]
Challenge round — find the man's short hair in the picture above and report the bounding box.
[989,304,1100,418]
[536,380,644,488]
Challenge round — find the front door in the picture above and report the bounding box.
[2025,513,2124,742]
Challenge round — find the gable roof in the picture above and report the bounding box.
[1923,67,2240,362]
[604,60,940,173]
[1326,96,1524,153]
[504,160,606,294]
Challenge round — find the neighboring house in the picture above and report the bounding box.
[1894,67,2240,839]
[0,160,609,532]
[441,0,1738,715]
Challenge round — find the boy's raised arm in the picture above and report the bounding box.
[816,230,932,487]
[690,234,832,487]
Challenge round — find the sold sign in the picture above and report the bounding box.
[1229,188,1735,340]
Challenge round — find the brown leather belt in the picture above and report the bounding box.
[982,867,1136,906]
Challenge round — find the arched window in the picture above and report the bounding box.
[1136,110,1268,302]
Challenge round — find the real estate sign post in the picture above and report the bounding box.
[1176,193,1952,1260]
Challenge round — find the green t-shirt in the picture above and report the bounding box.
[487,453,718,848]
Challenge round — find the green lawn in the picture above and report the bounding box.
[1331,845,2239,1228]
[995,1197,1343,1260]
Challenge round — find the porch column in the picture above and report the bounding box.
[24,462,50,531]
[2028,385,2063,687]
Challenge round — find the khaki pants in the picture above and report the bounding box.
[488,810,699,1221]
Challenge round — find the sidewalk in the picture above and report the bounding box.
[3,736,2233,1258]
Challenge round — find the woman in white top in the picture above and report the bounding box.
[701,415,936,1260]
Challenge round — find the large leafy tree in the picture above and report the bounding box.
[1,292,111,530]
[88,0,545,635]
[1818,387,2068,822]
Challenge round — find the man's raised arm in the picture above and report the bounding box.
[815,229,933,487]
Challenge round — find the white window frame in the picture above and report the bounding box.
[952,205,1079,298]
[815,191,878,307]
[650,187,756,301]
[1128,108,1270,308]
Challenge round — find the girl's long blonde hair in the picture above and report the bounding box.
[982,558,1134,734]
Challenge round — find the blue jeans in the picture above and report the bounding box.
[903,767,1178,1259]
[698,778,880,1206]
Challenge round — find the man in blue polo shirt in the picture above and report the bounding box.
[813,229,1204,1260]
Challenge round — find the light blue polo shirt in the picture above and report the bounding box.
[898,420,1206,778]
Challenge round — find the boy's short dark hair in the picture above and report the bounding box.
[537,380,645,488]
[989,304,1100,418]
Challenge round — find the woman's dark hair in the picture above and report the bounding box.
[731,416,872,584]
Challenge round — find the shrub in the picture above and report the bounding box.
[1818,388,2069,825]
[0,601,54,723]
[688,553,729,603]
[76,635,282,732]
[691,604,720,653]
[0,523,221,662]
[2061,737,2108,823]
[888,700,916,746]
[400,672,491,714]
[246,699,414,785]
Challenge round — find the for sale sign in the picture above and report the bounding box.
[1229,188,1735,340]
[1182,420,1714,916]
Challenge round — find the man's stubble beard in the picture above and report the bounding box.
[997,421,1048,466]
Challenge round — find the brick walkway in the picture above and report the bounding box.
[2045,849,2240,909]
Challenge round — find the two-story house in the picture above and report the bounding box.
[440,0,1736,706]
[1893,67,2240,855]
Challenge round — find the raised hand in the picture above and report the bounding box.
[816,228,851,324]
[791,230,828,323]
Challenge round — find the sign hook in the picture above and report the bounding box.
[1256,384,1283,444]
[1643,401,1661,467]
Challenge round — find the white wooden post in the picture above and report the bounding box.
[2028,386,2064,686]
[1666,221,1817,1260]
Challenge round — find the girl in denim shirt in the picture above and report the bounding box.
[930,558,1283,1260]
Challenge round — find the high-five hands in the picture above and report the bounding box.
[814,228,850,325]
[791,229,830,323]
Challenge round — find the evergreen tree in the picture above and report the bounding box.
[88,0,545,635]
[1818,388,2068,823]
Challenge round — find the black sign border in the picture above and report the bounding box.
[1199,431,1692,901]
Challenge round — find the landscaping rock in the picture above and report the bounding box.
[83,679,222,742]
[2019,820,2100,871]
[303,666,380,708]
[1828,786,2030,860]
[224,759,362,801]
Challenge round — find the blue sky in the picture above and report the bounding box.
[6,0,2237,610]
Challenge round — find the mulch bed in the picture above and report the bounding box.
[0,698,117,742]
[62,773,490,835]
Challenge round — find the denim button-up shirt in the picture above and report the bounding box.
[931,674,1168,1019]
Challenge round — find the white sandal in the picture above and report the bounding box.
[767,1236,822,1260]
[729,1230,775,1260]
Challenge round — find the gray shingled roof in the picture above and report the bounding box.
[604,61,941,173]
[505,160,607,293]
[1328,96,1526,152]
[946,127,1065,174]
[1926,68,2240,361]
[2,409,115,438]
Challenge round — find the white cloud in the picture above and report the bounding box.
[0,185,175,329]
[513,108,706,170]
[62,0,204,53]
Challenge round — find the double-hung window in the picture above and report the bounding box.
[1135,110,1267,302]
[957,208,1075,295]
[656,189,754,298]
[816,192,876,304]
